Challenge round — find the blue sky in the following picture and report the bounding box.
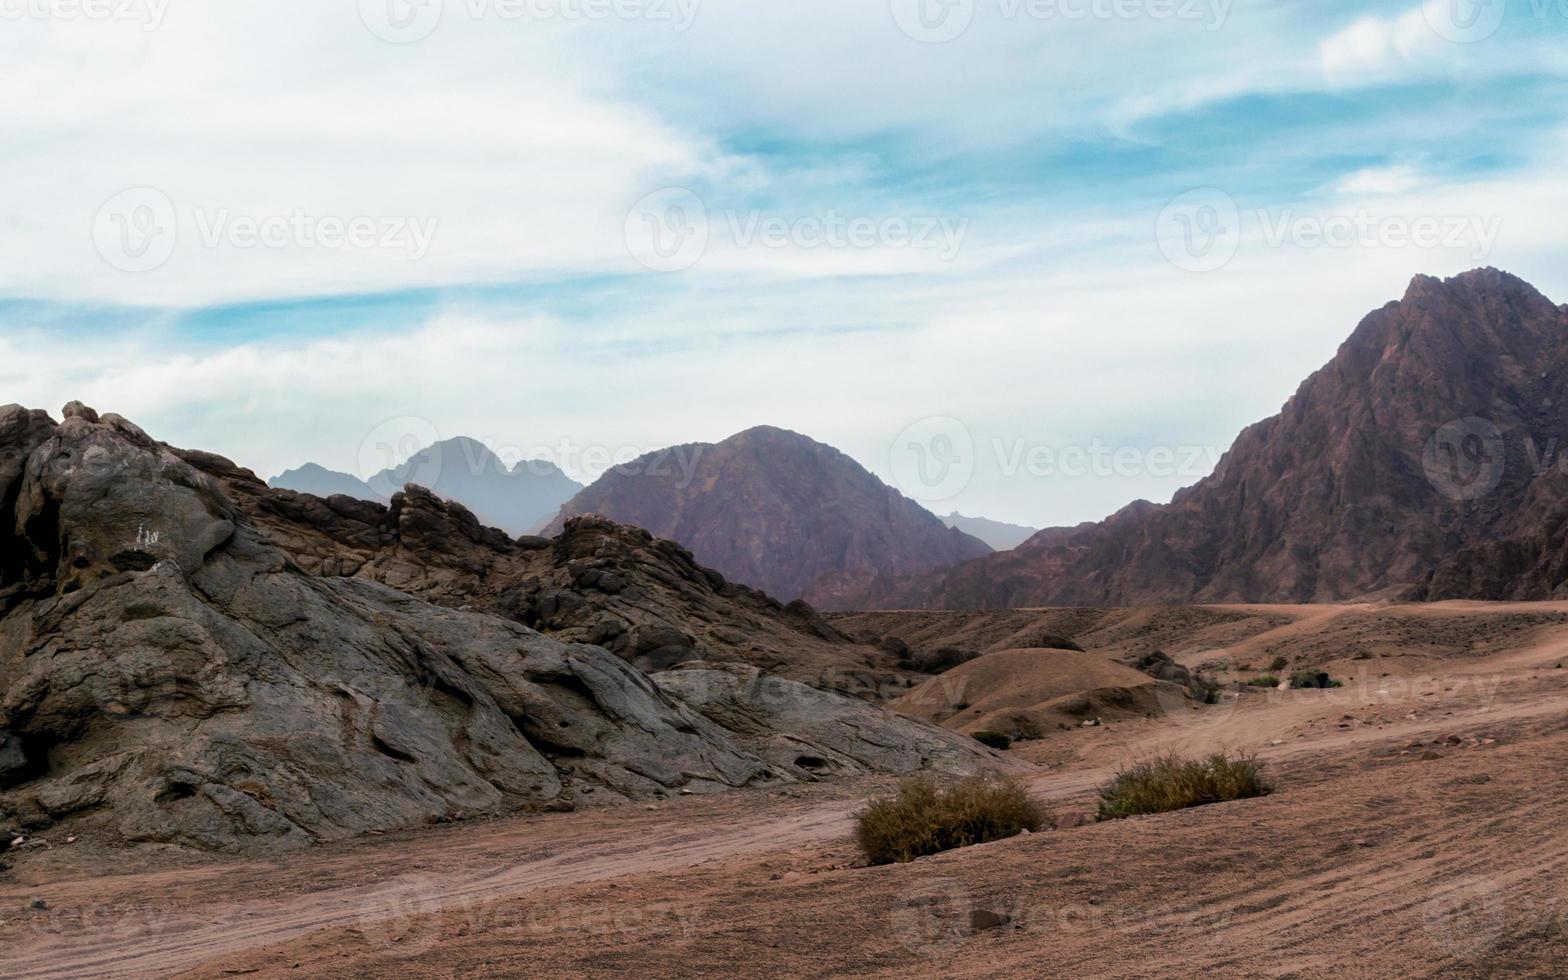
[3,0,1567,527]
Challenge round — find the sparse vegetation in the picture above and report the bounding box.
[1245,674,1281,687]
[1096,752,1272,821]
[1269,656,1289,671]
[854,775,1050,865]
[1289,670,1342,689]
[973,731,1012,750]
[1195,673,1224,703]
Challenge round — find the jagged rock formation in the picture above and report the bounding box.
[200,455,880,685]
[849,269,1568,608]
[543,425,991,607]
[0,405,988,852]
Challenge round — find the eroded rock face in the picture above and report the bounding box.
[0,408,988,852]
[653,664,1002,782]
[184,452,890,687]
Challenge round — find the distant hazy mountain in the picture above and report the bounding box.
[272,437,582,537]
[544,425,992,605]
[941,512,1040,551]
[270,463,384,502]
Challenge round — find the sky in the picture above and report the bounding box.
[3,0,1567,528]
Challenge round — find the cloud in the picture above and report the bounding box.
[1335,164,1430,196]
[1318,8,1441,83]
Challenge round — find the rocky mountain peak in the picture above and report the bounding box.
[546,426,991,605]
[845,269,1568,609]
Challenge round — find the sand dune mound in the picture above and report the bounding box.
[893,648,1163,736]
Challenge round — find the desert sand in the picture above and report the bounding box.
[3,601,1566,978]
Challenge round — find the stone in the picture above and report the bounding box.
[0,407,992,854]
[970,909,1011,931]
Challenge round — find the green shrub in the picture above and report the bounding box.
[1097,752,1272,821]
[1289,670,1342,689]
[855,775,1050,865]
[1269,656,1289,671]
[1244,674,1280,688]
[973,731,1012,750]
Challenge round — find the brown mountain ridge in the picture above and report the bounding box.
[544,425,992,606]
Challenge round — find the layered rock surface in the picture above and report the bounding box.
[0,406,988,852]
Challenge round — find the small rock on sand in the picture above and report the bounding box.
[971,909,1011,931]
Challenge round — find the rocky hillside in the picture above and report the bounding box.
[0,404,989,853]
[544,426,991,607]
[217,464,883,687]
[850,269,1568,608]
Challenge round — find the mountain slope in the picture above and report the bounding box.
[941,511,1040,551]
[852,268,1568,609]
[544,426,991,605]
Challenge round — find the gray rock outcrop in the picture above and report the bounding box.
[0,405,990,853]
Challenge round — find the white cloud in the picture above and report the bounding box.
[1335,164,1429,196]
[1318,8,1440,83]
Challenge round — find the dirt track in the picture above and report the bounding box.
[3,602,1566,978]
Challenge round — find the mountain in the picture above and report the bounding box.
[849,268,1568,609]
[543,425,992,605]
[365,436,581,536]
[0,403,988,853]
[269,462,383,502]
[941,511,1040,551]
[273,437,583,537]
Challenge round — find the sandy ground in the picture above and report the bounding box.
[3,602,1567,978]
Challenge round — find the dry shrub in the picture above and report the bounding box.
[855,775,1049,865]
[1289,670,1342,689]
[1097,752,1272,821]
